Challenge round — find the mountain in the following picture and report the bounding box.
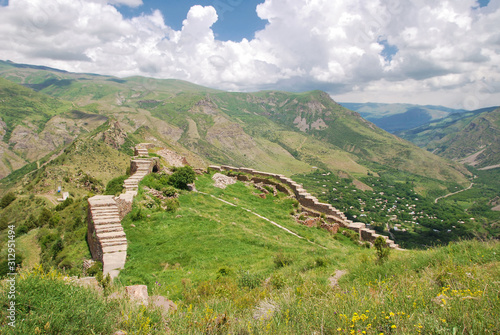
[0,62,498,334]
[0,60,471,197]
[341,102,469,133]
[397,107,500,170]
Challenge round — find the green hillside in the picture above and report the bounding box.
[0,61,470,198]
[398,107,500,169]
[1,166,498,334]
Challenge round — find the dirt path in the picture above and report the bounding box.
[329,269,347,288]
[435,183,474,203]
[296,137,307,151]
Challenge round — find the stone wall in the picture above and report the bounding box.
[130,157,160,175]
[209,165,400,249]
[87,144,158,279]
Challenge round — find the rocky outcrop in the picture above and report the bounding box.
[209,165,400,249]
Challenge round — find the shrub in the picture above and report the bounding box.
[104,175,128,195]
[273,252,293,268]
[49,212,61,228]
[162,186,177,197]
[263,185,274,193]
[374,236,390,264]
[131,207,144,221]
[16,224,29,236]
[163,198,179,212]
[216,266,232,278]
[86,261,102,276]
[0,253,24,278]
[55,197,74,211]
[0,215,9,230]
[168,166,196,190]
[315,256,329,267]
[0,192,16,208]
[38,207,52,227]
[341,228,359,242]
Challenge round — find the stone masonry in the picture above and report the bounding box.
[87,144,158,279]
[209,165,400,249]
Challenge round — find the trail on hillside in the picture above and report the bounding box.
[197,191,327,249]
[435,183,474,203]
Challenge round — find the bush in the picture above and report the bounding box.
[104,175,128,195]
[16,224,29,236]
[315,256,329,267]
[374,236,390,264]
[341,228,359,242]
[216,266,233,278]
[273,252,293,268]
[163,198,179,212]
[38,207,52,227]
[49,212,61,228]
[131,207,144,221]
[0,215,9,230]
[168,166,196,190]
[162,186,177,197]
[55,197,74,211]
[86,261,103,276]
[0,192,16,208]
[0,253,24,278]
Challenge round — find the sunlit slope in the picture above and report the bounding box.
[398,107,500,169]
[0,60,470,192]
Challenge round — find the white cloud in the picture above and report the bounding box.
[0,0,498,109]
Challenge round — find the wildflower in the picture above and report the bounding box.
[391,325,397,329]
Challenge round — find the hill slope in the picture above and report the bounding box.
[340,102,469,132]
[397,107,500,169]
[0,60,471,198]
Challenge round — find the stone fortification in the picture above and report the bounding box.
[209,165,400,249]
[87,144,157,279]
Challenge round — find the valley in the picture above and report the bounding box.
[0,61,498,334]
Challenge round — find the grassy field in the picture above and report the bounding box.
[1,171,499,334]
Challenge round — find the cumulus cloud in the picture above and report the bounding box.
[0,0,498,108]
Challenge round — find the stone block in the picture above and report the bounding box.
[125,285,149,305]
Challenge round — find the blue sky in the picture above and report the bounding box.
[0,0,498,109]
[117,0,267,41]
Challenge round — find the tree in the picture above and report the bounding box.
[0,192,16,208]
[168,166,196,190]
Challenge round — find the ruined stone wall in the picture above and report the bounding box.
[209,165,400,249]
[130,157,160,175]
[86,206,103,262]
[87,145,159,279]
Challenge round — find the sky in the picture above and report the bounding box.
[0,0,499,109]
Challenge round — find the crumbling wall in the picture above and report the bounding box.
[209,165,400,249]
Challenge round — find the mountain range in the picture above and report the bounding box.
[0,60,470,196]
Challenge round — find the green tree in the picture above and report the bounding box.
[0,192,16,208]
[168,166,196,190]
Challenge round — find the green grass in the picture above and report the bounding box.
[1,172,498,334]
[118,173,343,298]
